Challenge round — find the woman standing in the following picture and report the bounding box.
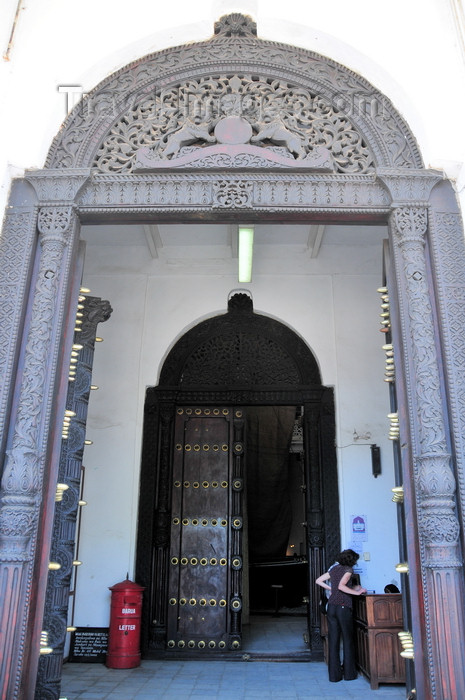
[316,549,367,682]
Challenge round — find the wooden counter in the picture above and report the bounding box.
[353,594,405,690]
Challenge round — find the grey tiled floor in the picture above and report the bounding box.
[60,659,407,699]
[60,616,407,699]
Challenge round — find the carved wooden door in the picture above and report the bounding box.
[166,406,245,653]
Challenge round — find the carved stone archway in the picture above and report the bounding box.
[0,13,465,700]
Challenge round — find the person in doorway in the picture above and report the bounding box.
[316,549,367,682]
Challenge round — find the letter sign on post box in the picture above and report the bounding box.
[106,578,145,669]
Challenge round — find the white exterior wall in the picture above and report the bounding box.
[1,0,464,627]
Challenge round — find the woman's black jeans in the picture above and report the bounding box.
[327,603,357,682]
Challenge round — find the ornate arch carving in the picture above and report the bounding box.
[159,292,321,388]
[46,14,423,173]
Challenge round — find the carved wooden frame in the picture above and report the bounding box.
[0,13,464,700]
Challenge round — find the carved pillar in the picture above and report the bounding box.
[0,183,84,699]
[384,177,465,699]
[428,182,465,563]
[0,181,38,462]
[35,297,112,700]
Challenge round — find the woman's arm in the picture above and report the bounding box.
[338,571,367,596]
[315,572,331,591]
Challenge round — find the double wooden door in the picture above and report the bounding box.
[166,406,245,652]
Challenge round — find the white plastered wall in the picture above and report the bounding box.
[74,228,399,626]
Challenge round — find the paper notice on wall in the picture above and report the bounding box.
[350,514,368,541]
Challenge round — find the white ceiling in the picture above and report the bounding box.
[81,223,388,260]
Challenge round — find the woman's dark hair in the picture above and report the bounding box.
[337,549,359,567]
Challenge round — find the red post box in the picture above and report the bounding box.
[106,577,145,669]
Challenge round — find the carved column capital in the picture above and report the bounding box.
[25,168,91,203]
[37,205,74,240]
[392,205,428,244]
[377,168,442,205]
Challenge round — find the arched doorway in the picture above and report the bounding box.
[0,12,465,700]
[136,291,339,658]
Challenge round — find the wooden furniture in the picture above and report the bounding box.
[353,594,406,690]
